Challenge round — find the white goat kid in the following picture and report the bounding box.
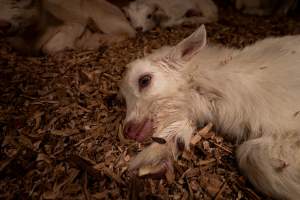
[120,25,300,199]
[123,0,218,32]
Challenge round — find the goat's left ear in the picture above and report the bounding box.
[171,25,207,62]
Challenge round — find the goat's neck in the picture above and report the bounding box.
[184,46,267,141]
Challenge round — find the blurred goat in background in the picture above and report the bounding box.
[123,0,218,32]
[0,0,136,55]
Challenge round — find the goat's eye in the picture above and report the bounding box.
[138,74,152,90]
[147,14,152,19]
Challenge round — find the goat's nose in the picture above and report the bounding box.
[0,20,12,33]
[136,27,143,32]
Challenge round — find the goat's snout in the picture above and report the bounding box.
[123,119,154,142]
[136,27,143,32]
[0,19,12,34]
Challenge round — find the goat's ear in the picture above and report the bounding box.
[171,25,207,61]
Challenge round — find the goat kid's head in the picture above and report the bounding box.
[120,25,207,142]
[124,1,167,32]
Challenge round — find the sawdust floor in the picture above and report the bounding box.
[1,2,300,200]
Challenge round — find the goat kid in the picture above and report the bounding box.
[123,0,218,32]
[120,25,300,199]
[0,0,135,55]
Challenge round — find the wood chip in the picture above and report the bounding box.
[151,137,167,144]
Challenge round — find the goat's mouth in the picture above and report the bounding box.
[123,118,154,142]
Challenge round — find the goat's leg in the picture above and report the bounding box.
[41,23,85,54]
[75,30,128,50]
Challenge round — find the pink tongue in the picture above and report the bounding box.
[126,127,139,140]
[124,119,154,142]
[136,120,153,142]
[124,121,142,140]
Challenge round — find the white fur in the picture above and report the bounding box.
[123,0,218,32]
[120,25,300,199]
[0,0,135,54]
[45,0,136,36]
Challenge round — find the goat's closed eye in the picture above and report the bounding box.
[138,74,152,90]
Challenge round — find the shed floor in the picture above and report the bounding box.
[0,1,299,199]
